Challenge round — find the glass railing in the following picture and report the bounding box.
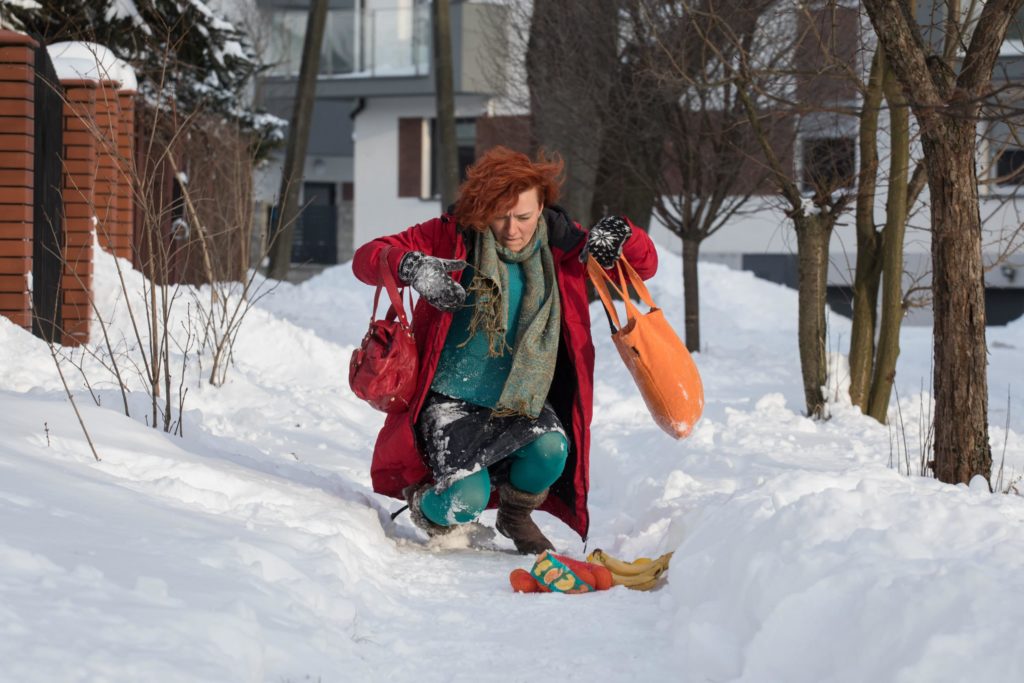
[362,5,431,76]
[264,9,355,76]
[263,5,430,78]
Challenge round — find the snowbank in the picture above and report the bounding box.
[1,241,1022,681]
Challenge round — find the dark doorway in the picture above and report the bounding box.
[292,182,338,264]
[32,44,63,343]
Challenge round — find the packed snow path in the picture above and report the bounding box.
[1,245,1022,681]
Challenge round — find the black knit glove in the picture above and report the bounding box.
[580,216,632,268]
[398,251,468,312]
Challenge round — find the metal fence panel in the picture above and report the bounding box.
[32,44,63,343]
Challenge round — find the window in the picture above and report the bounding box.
[430,118,477,199]
[265,9,355,76]
[996,148,1024,185]
[397,117,477,200]
[364,3,431,75]
[801,137,856,194]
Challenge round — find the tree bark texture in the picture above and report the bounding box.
[433,0,459,210]
[922,124,992,483]
[795,214,833,418]
[859,0,1024,483]
[867,71,910,423]
[849,49,885,411]
[682,238,701,352]
[267,0,328,281]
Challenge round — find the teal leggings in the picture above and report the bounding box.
[420,432,568,527]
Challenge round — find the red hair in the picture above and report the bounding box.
[453,146,564,230]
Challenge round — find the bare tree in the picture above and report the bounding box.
[433,0,459,210]
[860,0,1024,485]
[847,41,930,423]
[848,48,886,412]
[525,0,620,227]
[707,1,857,418]
[267,0,327,281]
[637,2,776,352]
[22,8,277,438]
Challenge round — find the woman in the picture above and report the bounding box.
[352,146,657,553]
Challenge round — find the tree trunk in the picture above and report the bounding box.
[267,0,328,281]
[433,0,459,210]
[526,0,617,226]
[588,53,663,231]
[923,123,992,484]
[849,49,884,411]
[590,146,658,231]
[682,237,701,352]
[795,213,833,418]
[858,0,1017,485]
[867,72,910,423]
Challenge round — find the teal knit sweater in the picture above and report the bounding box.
[431,261,525,407]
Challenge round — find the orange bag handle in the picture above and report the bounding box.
[586,255,656,331]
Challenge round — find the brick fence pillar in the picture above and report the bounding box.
[0,30,37,330]
[94,79,120,257]
[60,79,98,346]
[115,88,135,261]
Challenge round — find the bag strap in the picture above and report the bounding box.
[587,255,650,332]
[587,256,622,331]
[616,256,658,310]
[374,245,411,329]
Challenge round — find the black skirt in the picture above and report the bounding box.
[416,391,567,490]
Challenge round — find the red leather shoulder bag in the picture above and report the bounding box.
[349,246,418,413]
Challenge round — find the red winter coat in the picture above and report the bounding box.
[351,206,658,540]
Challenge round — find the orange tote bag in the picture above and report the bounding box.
[587,255,704,439]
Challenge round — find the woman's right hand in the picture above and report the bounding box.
[398,251,469,312]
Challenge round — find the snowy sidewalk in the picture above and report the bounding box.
[1,246,1022,682]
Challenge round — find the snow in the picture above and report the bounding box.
[47,41,139,91]
[1,239,1023,681]
[0,0,39,12]
[104,0,145,30]
[1001,39,1024,57]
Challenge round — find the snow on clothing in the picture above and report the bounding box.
[397,252,468,312]
[418,431,569,526]
[351,206,658,540]
[416,390,566,489]
[418,218,567,502]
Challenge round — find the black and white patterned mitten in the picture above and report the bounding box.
[581,216,632,268]
[398,251,468,312]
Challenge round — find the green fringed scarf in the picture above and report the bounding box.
[463,216,561,418]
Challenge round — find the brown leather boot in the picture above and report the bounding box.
[495,483,555,554]
[403,483,454,537]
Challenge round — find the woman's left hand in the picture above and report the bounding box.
[580,216,632,268]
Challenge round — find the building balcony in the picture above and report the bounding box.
[259,1,506,99]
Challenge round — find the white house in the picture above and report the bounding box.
[254,0,1024,324]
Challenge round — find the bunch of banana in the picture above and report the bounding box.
[586,549,674,591]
